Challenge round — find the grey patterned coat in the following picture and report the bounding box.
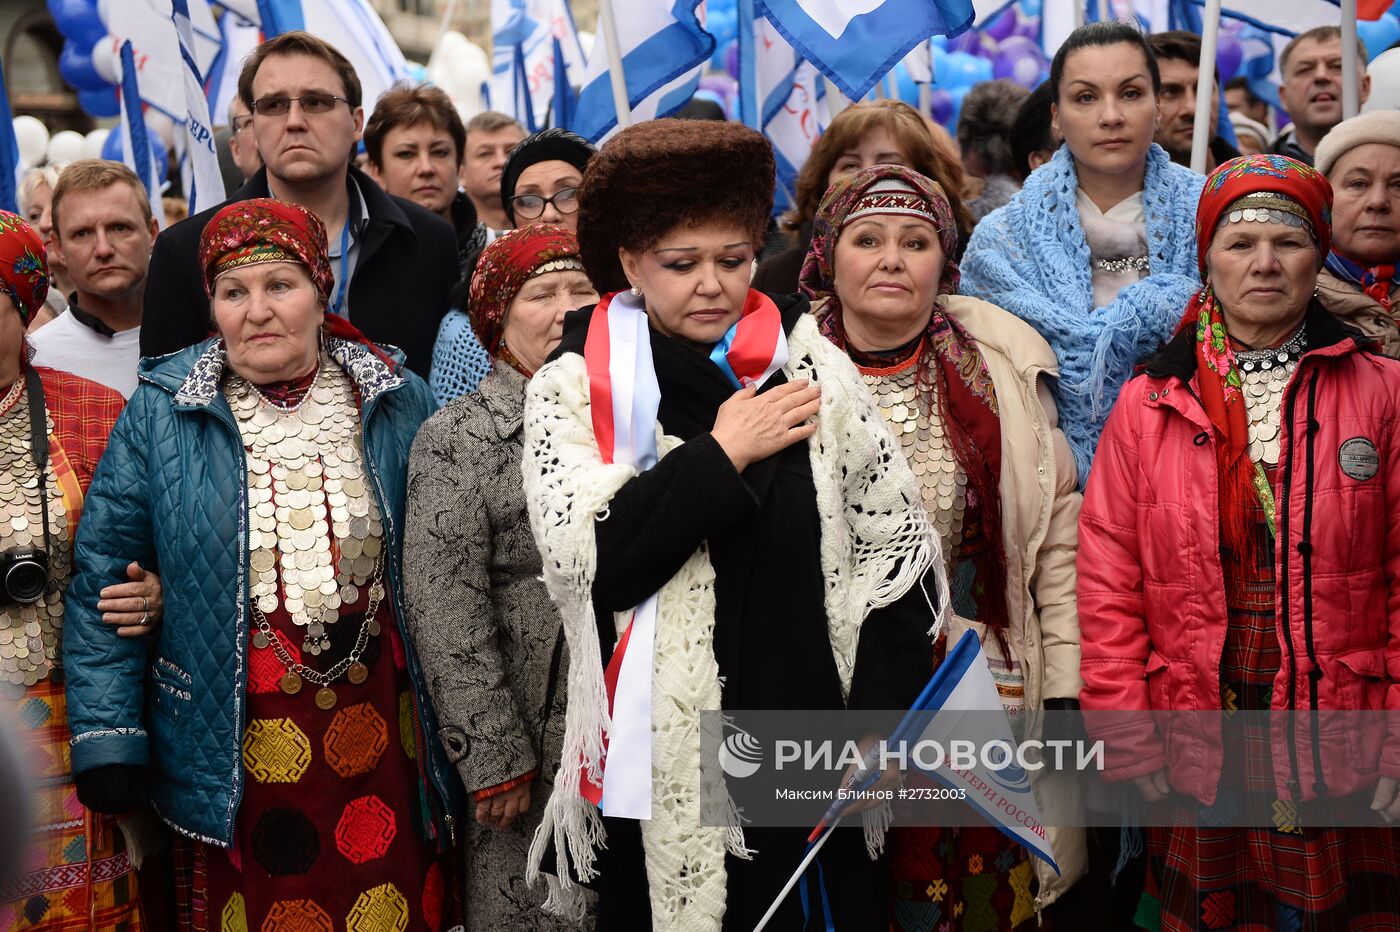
[403,361,592,929]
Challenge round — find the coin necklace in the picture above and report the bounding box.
[1235,323,1306,468]
[226,354,387,706]
[859,349,968,556]
[0,380,69,688]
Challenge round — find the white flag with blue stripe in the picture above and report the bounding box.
[757,0,974,100]
[172,0,226,214]
[573,0,715,143]
[117,40,167,229]
[98,0,222,125]
[752,15,826,213]
[490,0,586,132]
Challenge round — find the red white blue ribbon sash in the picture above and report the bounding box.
[580,289,788,819]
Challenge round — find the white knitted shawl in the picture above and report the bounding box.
[521,314,942,930]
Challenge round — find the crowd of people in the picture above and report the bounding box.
[0,15,1397,932]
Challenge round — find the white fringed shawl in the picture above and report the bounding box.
[521,314,944,930]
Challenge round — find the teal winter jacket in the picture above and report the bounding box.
[62,336,463,846]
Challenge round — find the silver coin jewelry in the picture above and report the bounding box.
[226,353,387,705]
[1234,324,1306,468]
[0,381,69,688]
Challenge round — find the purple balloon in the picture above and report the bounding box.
[724,43,740,80]
[949,30,983,56]
[992,36,1047,88]
[1011,11,1041,40]
[930,88,954,125]
[985,8,1017,41]
[1216,35,1244,81]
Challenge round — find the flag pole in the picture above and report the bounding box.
[598,0,632,129]
[752,819,842,932]
[1190,0,1222,174]
[1341,0,1361,119]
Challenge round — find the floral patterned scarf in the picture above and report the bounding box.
[1186,155,1333,558]
[0,210,49,324]
[469,223,584,377]
[801,165,1010,637]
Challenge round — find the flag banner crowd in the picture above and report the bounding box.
[1,0,1399,929]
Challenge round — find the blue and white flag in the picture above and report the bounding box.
[892,630,1059,870]
[490,0,586,132]
[207,7,260,125]
[117,40,167,228]
[172,0,226,213]
[573,0,715,143]
[750,15,826,212]
[757,0,974,101]
[0,56,20,215]
[95,0,222,124]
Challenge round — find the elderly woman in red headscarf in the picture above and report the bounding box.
[62,198,460,931]
[1080,155,1400,928]
[0,211,161,929]
[403,223,598,928]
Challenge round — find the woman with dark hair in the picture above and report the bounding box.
[752,99,973,294]
[961,21,1206,485]
[404,224,599,928]
[63,199,459,931]
[957,78,1030,221]
[1080,154,1400,930]
[522,119,942,930]
[800,165,1087,925]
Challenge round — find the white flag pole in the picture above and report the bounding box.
[1341,0,1361,119]
[598,0,632,129]
[1191,0,1222,174]
[752,820,842,932]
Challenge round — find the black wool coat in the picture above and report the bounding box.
[140,166,457,377]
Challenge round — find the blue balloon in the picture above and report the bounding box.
[48,0,105,48]
[58,43,107,91]
[100,126,169,183]
[940,51,992,89]
[77,86,118,118]
[1019,0,1044,17]
[1358,13,1400,60]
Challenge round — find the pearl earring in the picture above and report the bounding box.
[630,285,643,298]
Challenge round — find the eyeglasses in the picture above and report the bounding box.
[231,116,253,134]
[250,93,350,117]
[511,187,579,220]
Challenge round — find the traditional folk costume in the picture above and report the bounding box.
[404,225,596,929]
[61,200,458,932]
[1079,155,1400,931]
[801,166,1088,928]
[0,211,135,931]
[520,120,942,931]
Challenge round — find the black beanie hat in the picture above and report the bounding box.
[499,128,596,224]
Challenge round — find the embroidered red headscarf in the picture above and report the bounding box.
[199,198,393,366]
[468,223,585,376]
[1185,155,1333,562]
[0,210,49,324]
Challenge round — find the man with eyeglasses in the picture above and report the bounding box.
[225,96,262,183]
[140,31,457,377]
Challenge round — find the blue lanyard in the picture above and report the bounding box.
[329,219,352,317]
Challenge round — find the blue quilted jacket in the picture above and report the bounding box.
[63,336,464,847]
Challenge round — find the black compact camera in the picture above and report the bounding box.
[0,546,49,604]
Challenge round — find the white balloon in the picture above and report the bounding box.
[145,111,176,150]
[82,128,110,160]
[578,30,596,60]
[46,131,85,165]
[427,32,491,119]
[1365,47,1400,113]
[12,117,49,169]
[91,36,119,85]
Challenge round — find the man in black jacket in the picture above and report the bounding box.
[141,31,456,376]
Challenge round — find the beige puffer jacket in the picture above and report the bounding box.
[1317,268,1400,359]
[818,293,1088,910]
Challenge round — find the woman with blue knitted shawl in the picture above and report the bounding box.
[962,22,1205,483]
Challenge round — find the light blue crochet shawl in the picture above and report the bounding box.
[961,143,1205,486]
[429,309,493,405]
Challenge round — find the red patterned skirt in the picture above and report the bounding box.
[1149,482,1400,931]
[175,592,449,932]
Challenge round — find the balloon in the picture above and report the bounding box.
[1019,0,1044,17]
[48,0,105,48]
[929,88,955,124]
[145,111,176,150]
[1358,13,1400,61]
[1215,35,1244,81]
[993,36,1049,88]
[724,42,740,80]
[81,128,109,160]
[985,8,1017,41]
[941,85,971,130]
[699,73,737,118]
[77,87,119,118]
[46,130,85,165]
[929,35,949,50]
[101,128,169,183]
[12,117,49,169]
[940,51,992,89]
[426,31,490,117]
[58,43,107,91]
[948,30,983,56]
[90,36,118,84]
[1011,10,1041,40]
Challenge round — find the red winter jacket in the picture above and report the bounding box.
[1077,307,1400,804]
